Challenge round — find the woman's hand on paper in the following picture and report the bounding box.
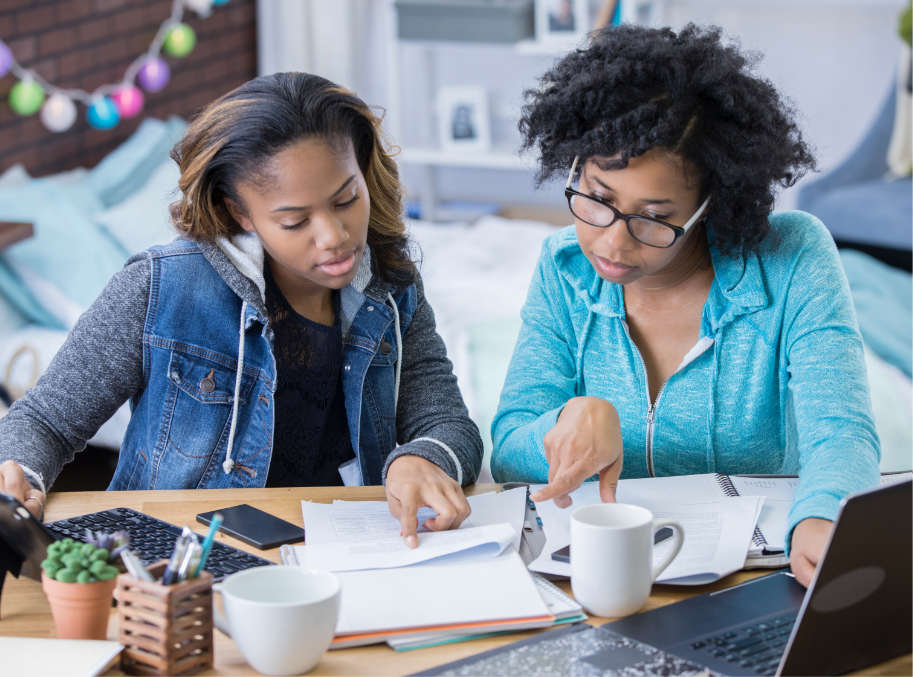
[385,455,471,549]
[0,460,46,521]
[790,517,833,587]
[530,396,623,509]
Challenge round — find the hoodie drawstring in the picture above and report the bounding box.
[386,292,402,412]
[223,300,247,474]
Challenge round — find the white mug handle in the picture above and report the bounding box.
[211,583,232,638]
[651,519,685,582]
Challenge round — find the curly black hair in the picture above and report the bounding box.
[519,23,817,255]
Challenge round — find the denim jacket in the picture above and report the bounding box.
[491,212,881,550]
[1,234,482,492]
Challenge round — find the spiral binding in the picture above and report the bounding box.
[715,474,768,547]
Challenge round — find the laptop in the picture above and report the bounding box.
[602,479,912,676]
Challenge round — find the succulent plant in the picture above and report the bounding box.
[85,529,130,561]
[41,537,122,583]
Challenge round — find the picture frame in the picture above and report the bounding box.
[437,86,492,154]
[535,0,591,43]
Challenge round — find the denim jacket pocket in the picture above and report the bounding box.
[151,349,255,488]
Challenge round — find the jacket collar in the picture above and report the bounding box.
[552,226,769,330]
[200,233,391,334]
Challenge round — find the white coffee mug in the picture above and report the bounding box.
[213,566,341,676]
[570,503,684,618]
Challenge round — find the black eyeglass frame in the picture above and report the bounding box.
[564,155,711,249]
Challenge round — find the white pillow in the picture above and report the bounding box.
[0,326,130,450]
[0,163,31,187]
[864,344,913,472]
[93,160,181,256]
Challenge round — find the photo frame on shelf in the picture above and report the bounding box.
[535,0,590,43]
[437,86,492,154]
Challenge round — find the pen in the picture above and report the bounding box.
[194,512,223,577]
[162,527,194,585]
[176,539,201,582]
[121,550,156,583]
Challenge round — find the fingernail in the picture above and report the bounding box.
[406,535,418,549]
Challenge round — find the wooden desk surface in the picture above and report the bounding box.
[1,486,909,676]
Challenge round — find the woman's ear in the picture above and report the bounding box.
[225,198,255,233]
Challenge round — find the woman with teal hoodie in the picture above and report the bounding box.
[491,24,880,587]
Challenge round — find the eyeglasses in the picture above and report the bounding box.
[564,156,711,249]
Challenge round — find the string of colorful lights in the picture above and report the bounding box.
[0,0,230,132]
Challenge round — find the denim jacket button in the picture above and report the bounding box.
[344,364,351,372]
[367,305,374,311]
[380,341,393,355]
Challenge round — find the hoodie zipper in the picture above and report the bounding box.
[621,320,714,477]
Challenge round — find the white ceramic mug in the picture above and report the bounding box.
[212,566,341,676]
[570,503,684,618]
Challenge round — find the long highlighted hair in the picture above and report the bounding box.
[170,72,415,286]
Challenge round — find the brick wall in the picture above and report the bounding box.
[0,0,257,176]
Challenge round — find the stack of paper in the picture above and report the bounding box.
[282,489,565,648]
[528,476,765,585]
[385,573,585,651]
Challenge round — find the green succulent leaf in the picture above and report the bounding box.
[55,568,78,583]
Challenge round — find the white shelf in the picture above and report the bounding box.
[399,147,534,170]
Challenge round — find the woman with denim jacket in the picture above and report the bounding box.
[491,24,881,585]
[0,73,482,547]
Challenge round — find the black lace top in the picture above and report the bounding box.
[264,266,355,487]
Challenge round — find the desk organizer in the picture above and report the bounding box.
[117,560,214,676]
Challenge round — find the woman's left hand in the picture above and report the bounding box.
[385,455,471,549]
[790,517,833,587]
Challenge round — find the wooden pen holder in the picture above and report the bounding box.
[117,560,214,676]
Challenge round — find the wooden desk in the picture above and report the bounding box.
[1,486,909,676]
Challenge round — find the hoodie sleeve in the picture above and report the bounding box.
[490,235,579,483]
[381,275,483,487]
[0,258,150,493]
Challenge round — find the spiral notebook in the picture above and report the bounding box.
[719,470,912,566]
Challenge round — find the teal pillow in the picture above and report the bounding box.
[86,116,187,208]
[0,180,128,323]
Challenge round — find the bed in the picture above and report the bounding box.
[0,119,910,485]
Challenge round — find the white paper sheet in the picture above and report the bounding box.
[333,550,551,636]
[528,483,763,585]
[303,487,527,551]
[731,471,912,551]
[296,488,529,571]
[303,522,516,572]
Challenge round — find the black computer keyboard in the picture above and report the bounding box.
[45,507,273,581]
[690,613,797,676]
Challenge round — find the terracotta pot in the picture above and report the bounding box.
[42,572,117,640]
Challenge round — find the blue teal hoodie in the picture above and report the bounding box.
[491,211,880,551]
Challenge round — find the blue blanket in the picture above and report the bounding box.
[839,249,912,376]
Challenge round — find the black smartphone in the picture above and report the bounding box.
[551,526,674,564]
[196,504,303,550]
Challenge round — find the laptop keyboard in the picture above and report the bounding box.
[688,613,797,675]
[45,507,273,581]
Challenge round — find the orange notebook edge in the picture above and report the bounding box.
[331,614,558,645]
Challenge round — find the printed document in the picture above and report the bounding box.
[295,487,528,571]
[302,522,516,571]
[528,482,763,585]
